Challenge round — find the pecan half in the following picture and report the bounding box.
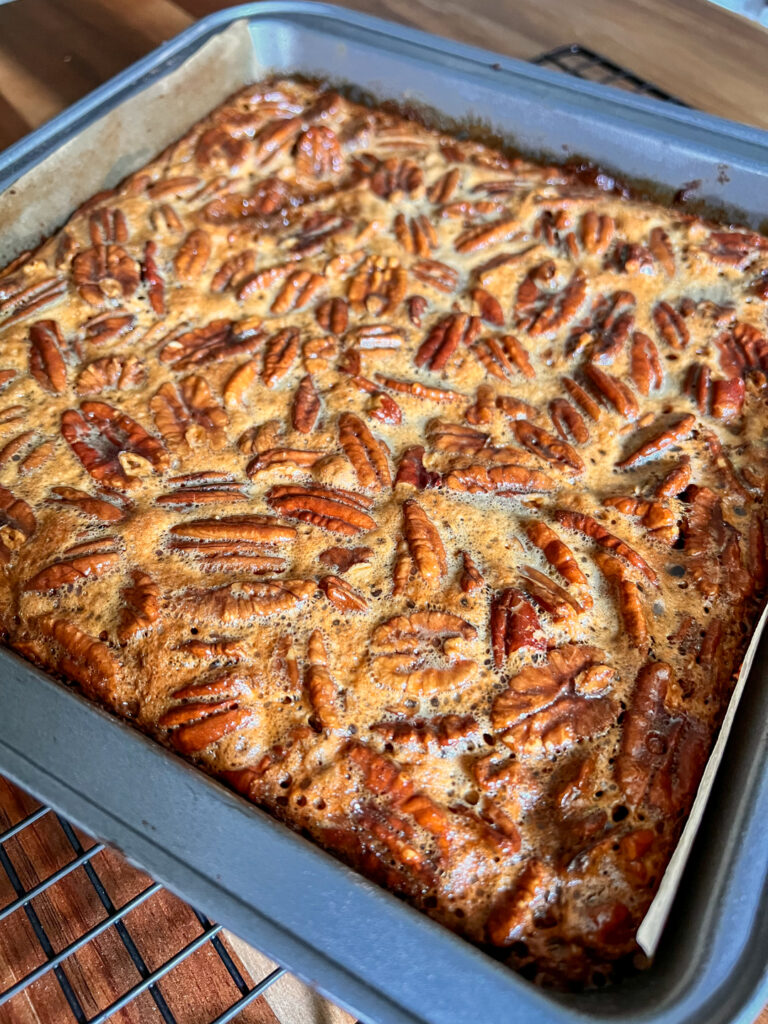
[0,275,67,326]
[318,546,372,573]
[371,714,478,750]
[30,615,120,706]
[169,514,295,547]
[118,571,160,642]
[525,520,590,595]
[160,318,263,369]
[616,414,695,470]
[76,355,145,395]
[157,473,247,506]
[490,588,545,667]
[142,240,165,314]
[319,574,368,612]
[470,286,505,326]
[371,611,477,697]
[0,484,36,563]
[370,157,423,198]
[563,375,602,421]
[267,483,376,535]
[583,364,639,420]
[180,579,316,624]
[513,419,584,473]
[83,310,136,345]
[427,167,460,203]
[682,485,750,601]
[348,325,405,353]
[473,333,534,381]
[72,246,139,306]
[616,662,708,814]
[338,413,391,491]
[374,610,476,647]
[459,550,484,592]
[61,401,167,489]
[159,672,254,754]
[492,644,616,756]
[246,447,324,476]
[549,398,589,444]
[29,320,68,394]
[151,376,228,451]
[402,499,447,582]
[580,211,615,255]
[315,297,349,335]
[595,552,648,645]
[296,126,343,179]
[272,271,325,314]
[292,374,321,433]
[305,630,342,729]
[24,537,120,592]
[174,229,212,282]
[262,327,300,387]
[427,419,488,454]
[412,258,459,294]
[50,486,129,523]
[393,212,436,256]
[444,463,556,495]
[653,301,689,349]
[395,446,441,489]
[629,331,663,395]
[555,509,658,585]
[455,217,519,254]
[415,314,481,372]
[18,440,56,476]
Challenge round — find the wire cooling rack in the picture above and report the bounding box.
[532,43,685,105]
[0,803,289,1023]
[0,45,676,1024]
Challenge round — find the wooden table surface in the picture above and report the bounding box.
[0,1,767,1022]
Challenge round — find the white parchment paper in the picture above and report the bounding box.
[0,20,256,265]
[636,601,768,954]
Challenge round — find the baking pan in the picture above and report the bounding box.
[1,5,768,1023]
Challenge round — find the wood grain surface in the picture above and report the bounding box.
[0,2,766,1022]
[0,777,280,1024]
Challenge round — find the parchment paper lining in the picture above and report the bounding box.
[0,16,762,961]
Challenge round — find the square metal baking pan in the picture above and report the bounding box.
[1,5,768,1023]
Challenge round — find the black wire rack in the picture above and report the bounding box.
[0,803,288,1024]
[0,44,672,1024]
[532,43,686,106]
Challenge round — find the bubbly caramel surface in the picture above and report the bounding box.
[1,79,767,985]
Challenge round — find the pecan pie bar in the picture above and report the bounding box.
[0,79,767,986]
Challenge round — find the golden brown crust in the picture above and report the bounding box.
[1,78,767,986]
